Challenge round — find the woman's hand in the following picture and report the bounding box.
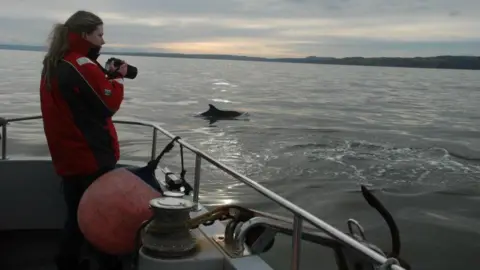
[108,61,128,77]
[117,63,128,77]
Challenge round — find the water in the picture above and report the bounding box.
[1,50,480,269]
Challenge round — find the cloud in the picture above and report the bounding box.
[0,0,479,57]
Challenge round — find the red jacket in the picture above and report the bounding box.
[40,32,124,177]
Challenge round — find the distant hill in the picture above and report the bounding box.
[1,44,479,71]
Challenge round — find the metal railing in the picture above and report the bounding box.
[0,115,405,270]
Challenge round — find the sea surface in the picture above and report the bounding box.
[1,50,480,269]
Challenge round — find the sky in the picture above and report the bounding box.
[0,0,479,58]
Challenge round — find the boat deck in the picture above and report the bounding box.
[1,229,60,270]
[0,229,135,270]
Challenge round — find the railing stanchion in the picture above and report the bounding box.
[291,214,303,270]
[151,128,158,160]
[192,154,202,211]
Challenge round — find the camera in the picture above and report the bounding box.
[105,57,138,79]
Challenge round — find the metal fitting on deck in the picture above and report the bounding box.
[236,217,277,255]
[140,197,197,258]
[222,217,276,256]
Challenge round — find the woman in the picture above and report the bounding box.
[40,10,128,270]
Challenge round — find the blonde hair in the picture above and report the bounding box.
[42,10,103,89]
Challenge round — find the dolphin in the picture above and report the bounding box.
[196,104,246,124]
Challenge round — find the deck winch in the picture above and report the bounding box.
[134,195,278,270]
[140,197,197,258]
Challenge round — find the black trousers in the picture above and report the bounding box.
[56,168,122,270]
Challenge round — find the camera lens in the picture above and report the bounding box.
[105,57,138,79]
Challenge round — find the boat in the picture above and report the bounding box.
[0,115,410,270]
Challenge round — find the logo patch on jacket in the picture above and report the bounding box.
[104,89,112,96]
[76,57,94,66]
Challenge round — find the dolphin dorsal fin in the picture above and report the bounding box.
[208,104,219,111]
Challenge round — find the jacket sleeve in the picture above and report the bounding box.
[76,57,124,116]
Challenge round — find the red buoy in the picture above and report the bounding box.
[77,168,162,255]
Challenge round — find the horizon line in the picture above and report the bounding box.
[0,43,478,60]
